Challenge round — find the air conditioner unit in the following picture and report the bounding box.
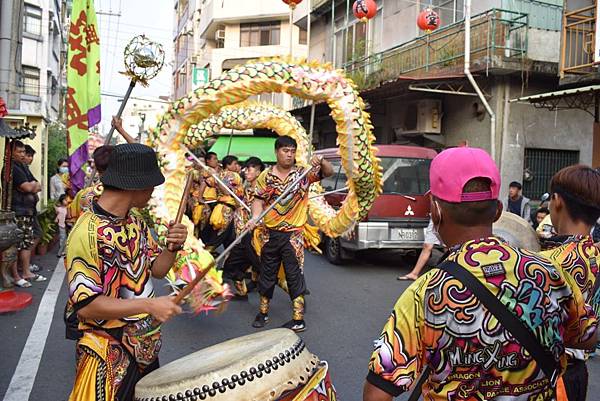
[395,99,442,136]
[215,29,225,41]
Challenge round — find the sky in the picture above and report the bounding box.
[94,0,174,135]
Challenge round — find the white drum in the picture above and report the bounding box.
[493,211,541,252]
[135,329,320,401]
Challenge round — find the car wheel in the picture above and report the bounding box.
[324,236,344,265]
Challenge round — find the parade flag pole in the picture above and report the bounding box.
[87,35,165,186]
[184,145,251,213]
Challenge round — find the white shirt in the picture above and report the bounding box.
[50,174,65,200]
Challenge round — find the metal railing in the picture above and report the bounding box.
[560,4,596,77]
[343,9,528,91]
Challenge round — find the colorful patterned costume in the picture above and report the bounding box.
[255,166,321,321]
[66,202,162,401]
[541,235,600,400]
[368,237,597,400]
[223,181,260,296]
[67,182,103,224]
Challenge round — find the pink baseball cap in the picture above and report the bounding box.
[429,147,500,203]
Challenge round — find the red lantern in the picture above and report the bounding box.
[0,97,7,118]
[283,0,303,9]
[353,0,377,22]
[417,8,441,33]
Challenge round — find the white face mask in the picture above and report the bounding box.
[432,201,445,246]
[59,166,69,174]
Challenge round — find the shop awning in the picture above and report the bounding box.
[209,136,276,163]
[509,84,600,114]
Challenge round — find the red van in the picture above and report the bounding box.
[315,145,437,264]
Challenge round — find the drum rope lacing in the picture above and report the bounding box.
[135,339,313,401]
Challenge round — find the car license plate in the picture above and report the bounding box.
[391,228,420,241]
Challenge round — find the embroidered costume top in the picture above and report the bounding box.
[66,202,161,332]
[368,237,597,400]
[234,181,256,236]
[214,170,243,207]
[541,235,600,361]
[254,166,321,232]
[202,167,219,202]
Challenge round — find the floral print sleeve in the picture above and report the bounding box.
[368,273,431,396]
[66,213,102,312]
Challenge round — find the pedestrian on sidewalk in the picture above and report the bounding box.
[66,144,186,401]
[55,194,68,258]
[4,140,46,287]
[23,145,42,273]
[540,165,600,401]
[248,136,334,333]
[364,147,597,401]
[50,158,69,201]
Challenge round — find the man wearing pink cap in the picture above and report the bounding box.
[363,147,597,401]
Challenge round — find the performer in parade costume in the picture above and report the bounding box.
[249,136,333,333]
[197,152,220,234]
[364,147,598,401]
[203,155,243,251]
[539,165,600,401]
[222,156,265,299]
[66,144,186,401]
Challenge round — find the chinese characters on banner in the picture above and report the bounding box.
[66,0,101,195]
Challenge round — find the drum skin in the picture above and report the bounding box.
[493,211,541,252]
[135,329,320,401]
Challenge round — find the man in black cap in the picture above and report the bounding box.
[66,143,186,401]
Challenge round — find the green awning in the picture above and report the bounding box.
[209,136,277,163]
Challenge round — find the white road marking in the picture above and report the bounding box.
[3,260,66,401]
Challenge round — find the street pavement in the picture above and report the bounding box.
[2,249,600,401]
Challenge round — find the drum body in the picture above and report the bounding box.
[135,329,334,401]
[493,211,541,252]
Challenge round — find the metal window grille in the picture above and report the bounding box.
[22,66,40,97]
[24,3,43,36]
[523,148,580,199]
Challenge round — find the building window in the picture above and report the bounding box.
[299,27,308,45]
[523,148,580,199]
[24,3,43,36]
[333,0,381,67]
[431,0,464,26]
[22,66,40,96]
[240,21,280,47]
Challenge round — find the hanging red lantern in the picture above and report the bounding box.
[417,8,441,33]
[283,0,303,9]
[353,0,377,22]
[0,98,7,118]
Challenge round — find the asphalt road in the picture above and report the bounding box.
[2,249,600,401]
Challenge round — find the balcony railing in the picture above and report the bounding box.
[343,9,528,91]
[560,4,596,77]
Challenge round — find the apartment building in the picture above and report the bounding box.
[292,0,593,200]
[173,0,309,109]
[0,0,66,205]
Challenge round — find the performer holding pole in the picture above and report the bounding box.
[248,135,333,333]
[66,144,187,401]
